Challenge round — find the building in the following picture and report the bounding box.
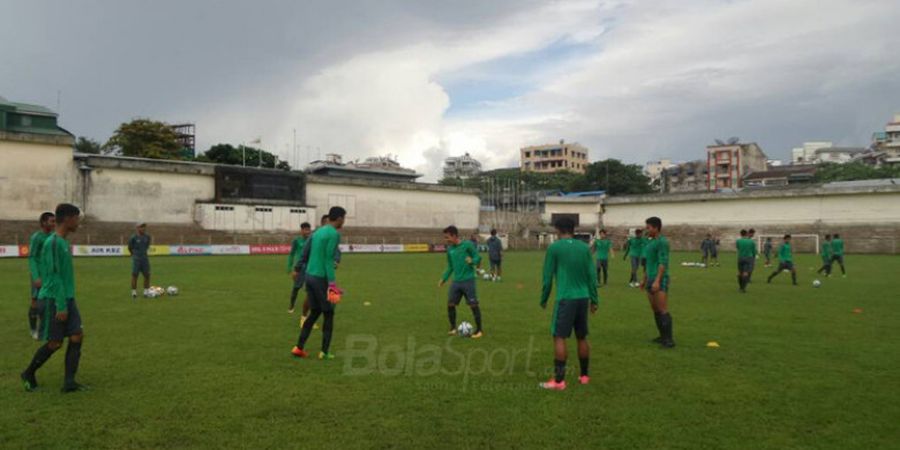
[813,147,867,164]
[305,153,422,183]
[792,141,833,165]
[0,96,72,138]
[867,113,900,165]
[660,160,708,193]
[443,153,482,179]
[742,165,818,188]
[520,140,589,174]
[170,123,195,159]
[706,142,768,191]
[644,159,675,183]
[541,194,602,231]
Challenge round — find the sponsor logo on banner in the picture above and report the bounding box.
[211,245,251,255]
[403,244,430,253]
[382,244,404,253]
[431,244,447,252]
[170,245,212,256]
[341,244,382,253]
[147,245,170,256]
[249,244,291,255]
[72,245,126,257]
[0,245,20,258]
[19,245,30,257]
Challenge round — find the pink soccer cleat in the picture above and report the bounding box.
[539,379,567,391]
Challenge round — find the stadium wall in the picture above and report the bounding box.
[0,132,77,220]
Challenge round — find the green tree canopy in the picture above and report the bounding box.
[103,119,182,159]
[74,136,101,154]
[813,162,900,183]
[200,143,290,170]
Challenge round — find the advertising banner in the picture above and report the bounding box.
[169,245,213,256]
[147,245,170,256]
[403,244,430,253]
[0,245,20,258]
[431,244,447,252]
[249,244,291,255]
[211,245,251,255]
[72,245,126,257]
[381,244,404,253]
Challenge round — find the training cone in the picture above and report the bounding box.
[363,301,371,306]
[706,341,720,348]
[852,308,863,314]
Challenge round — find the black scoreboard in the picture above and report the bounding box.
[214,166,306,203]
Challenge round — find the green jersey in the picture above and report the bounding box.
[541,238,599,306]
[287,236,308,271]
[627,236,646,258]
[593,238,612,260]
[441,240,481,283]
[831,239,844,256]
[306,225,340,282]
[644,236,670,282]
[820,240,832,260]
[736,238,755,259]
[778,242,793,263]
[28,230,52,280]
[38,233,75,312]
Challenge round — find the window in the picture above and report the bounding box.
[215,205,234,211]
[255,207,273,213]
[290,208,306,214]
[551,213,580,227]
[525,151,531,158]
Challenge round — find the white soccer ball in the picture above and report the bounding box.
[812,279,822,288]
[483,273,491,280]
[166,286,179,296]
[457,321,474,337]
[145,290,159,299]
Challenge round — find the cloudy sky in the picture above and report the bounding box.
[3,0,899,180]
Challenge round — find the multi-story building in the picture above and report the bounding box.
[706,142,768,191]
[442,153,482,179]
[644,159,675,184]
[791,141,833,164]
[660,160,708,193]
[520,140,589,174]
[865,113,900,165]
[306,153,422,182]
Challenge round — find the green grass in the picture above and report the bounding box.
[1,251,899,449]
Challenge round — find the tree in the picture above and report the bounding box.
[201,143,291,170]
[103,119,182,159]
[813,162,900,183]
[74,136,101,154]
[580,159,654,195]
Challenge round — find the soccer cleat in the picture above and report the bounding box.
[447,328,458,336]
[30,329,39,340]
[660,340,676,349]
[578,375,590,385]
[21,372,38,392]
[291,346,309,358]
[299,316,307,328]
[318,351,335,360]
[288,308,294,314]
[61,382,88,393]
[539,379,567,391]
[651,336,663,344]
[471,331,483,339]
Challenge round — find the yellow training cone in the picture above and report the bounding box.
[363,301,371,306]
[706,341,720,348]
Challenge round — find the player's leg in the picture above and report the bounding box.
[21,301,63,391]
[465,281,483,338]
[496,260,502,279]
[293,276,325,356]
[28,286,41,339]
[573,299,590,384]
[790,263,798,285]
[130,268,138,298]
[601,260,609,285]
[647,288,663,343]
[629,257,638,285]
[653,285,674,348]
[541,301,571,390]
[447,283,462,335]
[60,299,85,392]
[836,255,846,275]
[319,303,336,359]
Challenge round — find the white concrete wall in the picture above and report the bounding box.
[195,203,317,232]
[542,198,601,228]
[85,167,214,224]
[306,181,480,229]
[0,139,77,219]
[603,191,900,227]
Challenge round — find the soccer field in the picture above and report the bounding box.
[1,251,899,448]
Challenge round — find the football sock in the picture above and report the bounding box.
[554,359,566,383]
[471,306,482,332]
[660,313,674,342]
[653,312,663,337]
[448,307,456,329]
[791,272,797,285]
[579,357,589,377]
[25,343,57,376]
[321,312,334,353]
[64,341,82,384]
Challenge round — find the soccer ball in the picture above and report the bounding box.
[483,273,491,280]
[145,289,159,299]
[457,321,474,337]
[166,286,179,296]
[812,279,822,288]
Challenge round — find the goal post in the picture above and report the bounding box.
[757,234,820,255]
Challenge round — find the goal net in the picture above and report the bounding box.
[757,234,820,255]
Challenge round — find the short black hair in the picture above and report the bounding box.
[824,234,831,239]
[300,222,311,229]
[490,229,497,235]
[599,228,607,234]
[740,229,748,236]
[328,207,347,221]
[554,217,576,234]
[645,216,662,230]
[635,228,643,234]
[833,233,840,238]
[320,214,329,224]
[749,228,755,234]
[784,234,791,239]
[55,203,80,222]
[443,225,459,237]
[39,212,55,224]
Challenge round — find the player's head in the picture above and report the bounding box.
[740,229,748,237]
[706,233,711,238]
[443,225,460,244]
[833,233,840,239]
[328,207,347,229]
[784,234,791,242]
[320,214,329,226]
[766,237,772,242]
[599,228,607,238]
[490,229,497,236]
[748,228,756,237]
[824,234,831,240]
[39,212,55,231]
[300,222,312,237]
[645,216,662,237]
[635,228,643,236]
[554,217,576,236]
[55,203,81,232]
[136,222,147,235]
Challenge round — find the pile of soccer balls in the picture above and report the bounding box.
[144,286,179,298]
[680,261,707,268]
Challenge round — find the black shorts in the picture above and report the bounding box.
[596,259,608,271]
[448,280,478,306]
[41,298,83,341]
[489,259,501,270]
[551,298,589,339]
[132,257,151,277]
[643,275,670,293]
[831,255,845,265]
[293,265,306,289]
[777,261,795,271]
[738,257,754,273]
[305,275,334,313]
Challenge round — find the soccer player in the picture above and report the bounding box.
[27,212,55,340]
[296,215,341,326]
[21,203,85,393]
[128,222,152,299]
[830,233,846,277]
[700,234,714,267]
[623,228,645,287]
[763,237,774,267]
[710,237,720,267]
[642,216,674,348]
[817,234,833,276]
[539,217,599,390]
[288,222,312,313]
[736,229,754,293]
[747,228,758,282]
[592,229,613,286]
[439,225,484,338]
[767,234,798,285]
[292,207,346,360]
[486,229,503,282]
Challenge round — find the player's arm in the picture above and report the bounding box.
[287,240,298,272]
[322,231,338,282]
[440,250,452,285]
[622,240,630,260]
[468,242,482,266]
[48,239,68,316]
[127,235,134,256]
[540,247,556,308]
[28,234,41,281]
[653,241,669,292]
[585,248,599,309]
